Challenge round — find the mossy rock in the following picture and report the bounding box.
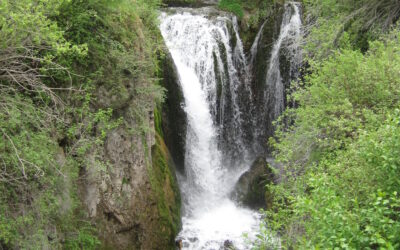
[159,50,187,173]
[231,157,274,209]
[148,133,182,248]
[95,84,131,110]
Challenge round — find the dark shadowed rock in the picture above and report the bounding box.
[176,237,183,249]
[250,6,285,153]
[161,51,187,173]
[223,239,236,249]
[163,0,218,8]
[231,157,275,209]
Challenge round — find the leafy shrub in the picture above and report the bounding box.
[257,29,400,249]
[303,0,400,58]
[0,0,163,248]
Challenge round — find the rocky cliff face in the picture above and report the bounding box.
[77,47,182,249]
[79,109,181,249]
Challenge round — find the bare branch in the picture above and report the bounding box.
[1,129,27,180]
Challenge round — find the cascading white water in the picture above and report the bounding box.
[160,2,302,249]
[250,20,267,64]
[160,10,260,249]
[265,2,302,119]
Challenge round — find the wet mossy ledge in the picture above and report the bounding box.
[213,0,286,53]
[149,130,182,248]
[158,51,187,173]
[148,50,184,247]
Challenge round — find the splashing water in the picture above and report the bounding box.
[250,20,267,64]
[160,10,260,249]
[266,2,302,119]
[159,2,302,249]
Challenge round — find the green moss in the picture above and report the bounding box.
[154,106,164,137]
[146,107,181,247]
[218,0,244,19]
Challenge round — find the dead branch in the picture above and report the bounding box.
[1,129,27,180]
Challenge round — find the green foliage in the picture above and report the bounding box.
[257,29,400,249]
[1,0,64,47]
[303,0,400,59]
[63,224,101,249]
[0,0,164,248]
[56,0,165,134]
[0,0,97,247]
[273,32,400,170]
[0,93,100,249]
[218,0,244,19]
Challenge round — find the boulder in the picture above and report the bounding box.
[231,157,275,209]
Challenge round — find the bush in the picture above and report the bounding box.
[257,29,400,249]
[0,0,163,248]
[303,0,400,58]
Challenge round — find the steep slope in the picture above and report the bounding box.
[0,0,181,249]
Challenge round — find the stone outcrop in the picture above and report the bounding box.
[79,50,182,249]
[80,113,181,249]
[231,157,275,209]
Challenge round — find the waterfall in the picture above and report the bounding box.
[160,10,259,249]
[250,20,267,63]
[250,2,302,153]
[265,2,302,120]
[159,2,302,249]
